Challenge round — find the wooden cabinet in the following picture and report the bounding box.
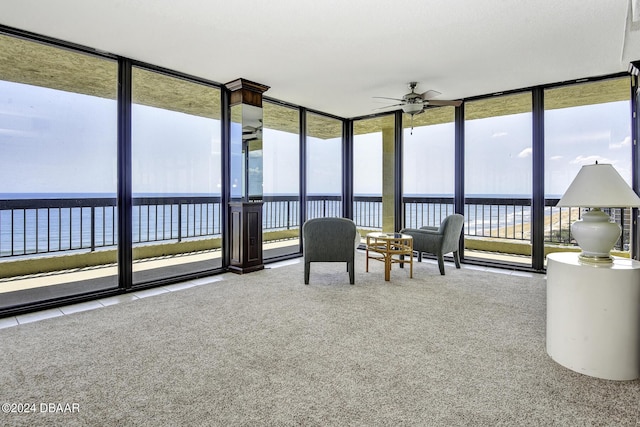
[229,202,264,274]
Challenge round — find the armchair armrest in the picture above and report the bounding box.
[418,225,440,233]
[401,227,441,236]
[400,227,443,253]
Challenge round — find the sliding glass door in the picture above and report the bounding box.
[353,115,395,234]
[0,34,119,309]
[262,101,300,258]
[402,107,456,231]
[464,92,533,266]
[306,113,343,219]
[131,67,222,285]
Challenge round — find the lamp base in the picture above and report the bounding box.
[577,253,614,265]
[571,208,621,265]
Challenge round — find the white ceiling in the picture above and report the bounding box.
[1,0,639,118]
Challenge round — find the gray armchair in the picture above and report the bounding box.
[400,214,464,275]
[302,217,358,285]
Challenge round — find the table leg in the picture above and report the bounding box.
[409,240,413,278]
[409,254,413,278]
[384,240,391,281]
[365,236,370,272]
[385,254,390,281]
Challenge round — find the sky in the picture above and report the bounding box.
[0,80,633,198]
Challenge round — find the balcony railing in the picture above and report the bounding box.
[0,195,632,259]
[0,195,340,258]
[403,196,631,251]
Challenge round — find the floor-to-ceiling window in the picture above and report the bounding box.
[131,67,222,285]
[544,77,633,258]
[262,101,300,258]
[1,28,637,317]
[306,112,343,219]
[353,114,395,233]
[402,107,456,230]
[464,92,533,266]
[0,34,119,309]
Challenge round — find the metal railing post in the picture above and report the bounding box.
[91,206,96,252]
[177,201,183,242]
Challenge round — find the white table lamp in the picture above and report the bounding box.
[556,162,640,263]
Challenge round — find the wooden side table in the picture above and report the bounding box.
[546,252,640,380]
[365,232,413,281]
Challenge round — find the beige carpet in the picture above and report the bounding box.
[1,253,639,426]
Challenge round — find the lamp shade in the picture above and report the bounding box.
[556,163,640,208]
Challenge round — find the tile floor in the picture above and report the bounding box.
[0,273,232,330]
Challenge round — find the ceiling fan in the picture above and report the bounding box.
[373,82,462,115]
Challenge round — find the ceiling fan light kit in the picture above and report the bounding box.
[401,102,423,114]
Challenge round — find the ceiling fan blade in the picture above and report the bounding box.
[373,96,404,102]
[372,99,401,105]
[428,99,463,107]
[373,104,404,111]
[420,90,441,100]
